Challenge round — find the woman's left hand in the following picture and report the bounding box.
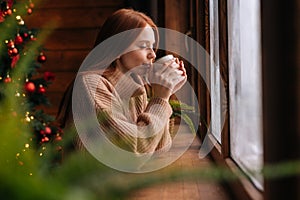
[171,58,187,93]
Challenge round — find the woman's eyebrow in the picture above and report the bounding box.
[138,40,155,45]
[138,40,150,43]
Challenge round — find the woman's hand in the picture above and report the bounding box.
[148,57,187,100]
[172,58,187,93]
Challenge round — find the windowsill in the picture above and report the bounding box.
[206,134,263,200]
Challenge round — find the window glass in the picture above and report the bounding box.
[227,0,263,190]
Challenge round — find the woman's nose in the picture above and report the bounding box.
[148,49,156,60]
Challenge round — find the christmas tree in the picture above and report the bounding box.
[0,0,62,155]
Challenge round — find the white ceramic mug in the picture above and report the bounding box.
[155,54,174,64]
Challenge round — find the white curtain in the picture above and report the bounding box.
[209,0,222,143]
[227,0,263,190]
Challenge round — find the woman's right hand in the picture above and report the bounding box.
[148,59,186,100]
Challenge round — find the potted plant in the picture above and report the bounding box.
[168,99,196,137]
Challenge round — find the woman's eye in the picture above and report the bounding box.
[140,43,148,48]
[139,42,153,49]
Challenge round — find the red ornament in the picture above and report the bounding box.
[0,16,4,23]
[41,137,49,143]
[44,126,52,134]
[8,48,18,56]
[55,135,62,142]
[14,34,23,45]
[24,81,35,93]
[6,9,12,15]
[7,40,14,48]
[29,2,35,8]
[3,4,12,16]
[44,71,55,81]
[4,77,12,83]
[11,54,20,68]
[23,32,29,38]
[38,85,46,93]
[27,8,32,15]
[37,53,47,63]
[40,126,52,135]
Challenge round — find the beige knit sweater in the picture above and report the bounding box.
[60,66,173,154]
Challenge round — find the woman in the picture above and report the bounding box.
[57,9,187,158]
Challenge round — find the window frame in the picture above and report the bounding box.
[193,0,263,199]
[163,0,299,199]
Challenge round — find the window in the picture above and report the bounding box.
[190,0,299,198]
[227,0,263,190]
[197,0,264,191]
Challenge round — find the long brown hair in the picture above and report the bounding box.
[94,8,158,49]
[56,9,158,128]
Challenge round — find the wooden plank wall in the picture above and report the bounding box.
[25,0,125,116]
[164,0,191,104]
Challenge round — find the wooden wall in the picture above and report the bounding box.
[26,0,125,116]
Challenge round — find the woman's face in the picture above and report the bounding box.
[117,24,156,75]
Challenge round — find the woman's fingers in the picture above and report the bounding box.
[170,61,179,69]
[151,62,177,77]
[175,70,184,75]
[171,75,185,82]
[148,58,187,96]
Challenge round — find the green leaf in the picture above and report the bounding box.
[173,112,196,135]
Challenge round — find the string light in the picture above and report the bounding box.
[15,15,25,25]
[1,0,62,174]
[25,116,30,122]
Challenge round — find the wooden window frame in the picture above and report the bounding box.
[195,0,300,200]
[161,0,299,199]
[195,0,264,199]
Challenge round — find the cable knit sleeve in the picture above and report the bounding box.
[80,73,173,154]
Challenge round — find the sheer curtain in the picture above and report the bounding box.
[209,0,222,143]
[227,0,263,190]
